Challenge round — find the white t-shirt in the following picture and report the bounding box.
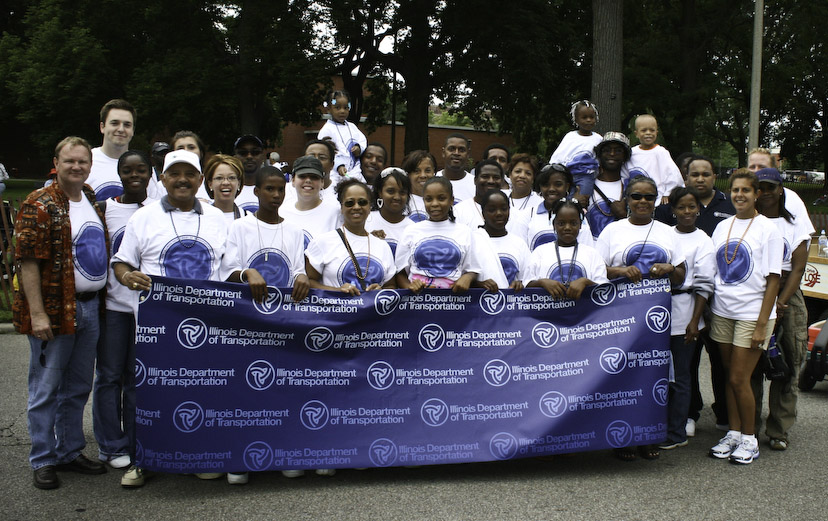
[146,171,165,201]
[436,170,475,203]
[587,178,625,239]
[365,211,415,259]
[524,241,608,286]
[104,197,145,312]
[549,131,603,164]
[784,188,814,238]
[219,213,306,286]
[408,194,429,223]
[485,232,531,286]
[596,218,686,276]
[305,228,395,288]
[622,145,684,201]
[317,119,367,171]
[768,214,810,272]
[395,219,483,282]
[113,199,228,281]
[234,185,259,213]
[70,197,107,293]
[87,147,123,201]
[670,227,716,336]
[281,199,341,249]
[524,202,594,251]
[711,214,783,321]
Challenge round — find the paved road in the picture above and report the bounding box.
[1,330,827,520]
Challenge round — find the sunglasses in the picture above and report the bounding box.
[236,148,262,157]
[343,198,370,207]
[541,163,569,174]
[628,193,657,201]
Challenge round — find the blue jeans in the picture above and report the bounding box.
[27,298,99,469]
[92,309,136,459]
[667,334,694,443]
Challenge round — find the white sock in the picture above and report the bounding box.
[727,430,741,438]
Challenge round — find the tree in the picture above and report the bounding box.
[592,0,623,133]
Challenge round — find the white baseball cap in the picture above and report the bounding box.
[163,150,202,174]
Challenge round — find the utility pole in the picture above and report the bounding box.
[748,0,764,152]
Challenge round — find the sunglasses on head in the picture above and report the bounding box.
[541,163,569,174]
[628,193,658,201]
[343,198,370,207]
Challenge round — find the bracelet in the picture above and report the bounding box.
[240,269,248,283]
[121,271,131,285]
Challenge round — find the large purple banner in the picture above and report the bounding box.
[134,277,672,473]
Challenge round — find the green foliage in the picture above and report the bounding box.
[0,0,330,166]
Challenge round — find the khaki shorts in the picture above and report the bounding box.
[710,314,776,350]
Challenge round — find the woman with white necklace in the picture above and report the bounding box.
[596,175,686,462]
[365,167,414,258]
[707,170,782,465]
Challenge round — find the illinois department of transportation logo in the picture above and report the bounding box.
[138,285,152,304]
[539,391,568,418]
[134,358,147,387]
[300,400,329,430]
[479,290,506,315]
[599,347,627,374]
[418,324,445,352]
[652,378,669,406]
[483,359,511,387]
[173,401,204,433]
[305,327,334,352]
[646,305,671,333]
[531,322,559,348]
[605,420,633,448]
[176,318,208,349]
[246,360,276,391]
[374,289,401,316]
[590,283,617,306]
[420,398,449,427]
[253,287,282,315]
[489,432,518,460]
[243,441,274,471]
[369,438,398,467]
[367,361,395,390]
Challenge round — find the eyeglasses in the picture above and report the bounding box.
[212,176,238,183]
[343,198,370,207]
[236,148,262,157]
[628,193,658,201]
[308,153,330,162]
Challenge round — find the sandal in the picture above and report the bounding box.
[613,447,637,461]
[638,444,660,460]
[769,438,788,451]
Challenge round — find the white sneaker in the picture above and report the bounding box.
[685,419,696,438]
[709,431,741,459]
[315,469,336,476]
[227,472,248,485]
[729,436,760,465]
[120,465,146,488]
[195,473,223,480]
[281,470,305,478]
[99,454,132,469]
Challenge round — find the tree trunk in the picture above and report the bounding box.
[400,2,432,153]
[674,0,699,156]
[591,0,623,134]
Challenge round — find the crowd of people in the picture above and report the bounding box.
[14,95,811,491]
